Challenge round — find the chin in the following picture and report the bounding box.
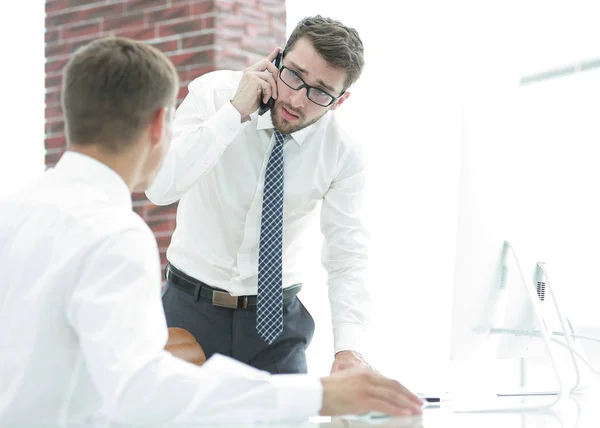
[272,110,302,135]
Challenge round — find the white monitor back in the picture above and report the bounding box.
[451,67,600,361]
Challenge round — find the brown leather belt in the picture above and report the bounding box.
[165,263,301,309]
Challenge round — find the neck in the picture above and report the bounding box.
[70,144,143,192]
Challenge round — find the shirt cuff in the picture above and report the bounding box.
[205,100,246,143]
[270,374,323,421]
[333,324,368,356]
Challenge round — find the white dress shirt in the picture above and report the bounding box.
[0,151,321,425]
[146,70,371,355]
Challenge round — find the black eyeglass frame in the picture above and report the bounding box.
[278,64,345,107]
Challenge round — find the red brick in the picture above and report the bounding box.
[169,48,214,68]
[146,202,178,219]
[45,100,62,111]
[219,26,244,42]
[180,32,214,50]
[216,0,235,13]
[46,0,69,15]
[61,21,102,40]
[148,39,179,53]
[132,192,149,202]
[46,3,125,28]
[132,201,149,217]
[159,251,169,269]
[239,6,269,25]
[45,150,65,166]
[67,0,105,8]
[111,26,155,41]
[177,85,189,100]
[45,119,65,136]
[125,0,167,11]
[257,0,285,17]
[192,0,214,15]
[148,218,176,235]
[220,16,244,29]
[45,30,60,44]
[45,43,71,58]
[156,234,173,251]
[183,65,214,82]
[203,16,216,31]
[45,57,69,74]
[45,136,66,150]
[67,35,103,53]
[147,4,191,24]
[241,37,274,56]
[45,105,64,121]
[45,74,63,90]
[158,18,209,37]
[104,12,146,32]
[219,53,247,71]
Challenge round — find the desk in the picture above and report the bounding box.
[36,393,600,428]
[318,393,599,428]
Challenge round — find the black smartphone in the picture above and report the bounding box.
[258,51,283,116]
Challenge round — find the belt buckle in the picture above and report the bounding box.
[212,290,239,308]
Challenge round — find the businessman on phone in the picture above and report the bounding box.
[146,15,374,376]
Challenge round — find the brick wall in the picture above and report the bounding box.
[45,0,286,273]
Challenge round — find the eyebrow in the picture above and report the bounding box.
[288,61,338,94]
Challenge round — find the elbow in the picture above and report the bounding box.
[145,190,170,206]
[145,185,180,207]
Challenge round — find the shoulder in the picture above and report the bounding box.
[321,113,367,170]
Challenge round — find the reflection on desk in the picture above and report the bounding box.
[13,393,599,428]
[322,392,599,428]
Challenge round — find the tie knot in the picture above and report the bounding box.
[274,130,286,145]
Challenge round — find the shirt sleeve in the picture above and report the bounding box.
[65,224,322,425]
[145,71,246,206]
[319,143,371,356]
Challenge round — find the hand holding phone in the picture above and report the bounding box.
[258,51,282,115]
[230,48,282,119]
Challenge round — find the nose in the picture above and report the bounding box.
[289,87,307,109]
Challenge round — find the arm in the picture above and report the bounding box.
[66,226,322,425]
[145,72,247,206]
[320,144,371,358]
[146,48,282,206]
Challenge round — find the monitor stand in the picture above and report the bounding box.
[453,241,582,413]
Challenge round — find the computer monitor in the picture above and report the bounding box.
[450,65,600,407]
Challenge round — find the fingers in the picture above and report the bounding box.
[388,379,423,406]
[253,71,277,102]
[267,46,282,62]
[362,372,423,416]
[248,47,281,76]
[254,77,272,104]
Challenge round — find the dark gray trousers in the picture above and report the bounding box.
[162,279,315,374]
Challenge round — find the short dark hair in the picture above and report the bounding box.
[284,15,365,91]
[61,36,179,152]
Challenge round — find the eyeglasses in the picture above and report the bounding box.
[278,65,343,107]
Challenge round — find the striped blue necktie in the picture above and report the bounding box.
[256,130,286,344]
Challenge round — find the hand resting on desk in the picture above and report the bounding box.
[320,368,424,417]
[164,327,206,366]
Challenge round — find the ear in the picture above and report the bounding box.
[148,107,169,147]
[330,92,350,111]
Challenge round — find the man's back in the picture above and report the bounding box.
[0,152,162,423]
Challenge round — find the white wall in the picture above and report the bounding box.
[286,0,600,394]
[0,1,45,198]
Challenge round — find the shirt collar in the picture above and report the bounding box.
[255,110,318,146]
[54,151,132,211]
